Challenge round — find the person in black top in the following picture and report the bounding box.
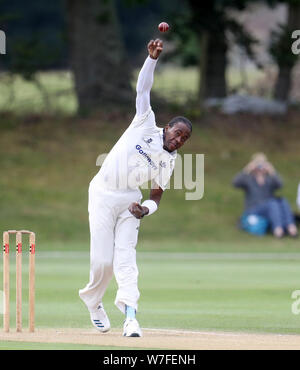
[233,153,298,238]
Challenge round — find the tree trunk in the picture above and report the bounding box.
[187,0,227,104]
[65,0,133,114]
[205,31,227,99]
[199,30,227,102]
[274,66,292,101]
[274,3,300,102]
[198,32,208,105]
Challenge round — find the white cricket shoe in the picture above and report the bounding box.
[123,318,142,337]
[90,304,111,333]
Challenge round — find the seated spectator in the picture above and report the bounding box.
[233,153,298,238]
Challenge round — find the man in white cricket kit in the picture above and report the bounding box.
[79,39,192,337]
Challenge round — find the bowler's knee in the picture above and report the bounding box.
[91,259,113,273]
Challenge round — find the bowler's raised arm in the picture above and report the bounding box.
[135,39,163,116]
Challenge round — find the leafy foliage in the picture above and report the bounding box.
[0,0,66,76]
[165,1,260,67]
[9,36,61,80]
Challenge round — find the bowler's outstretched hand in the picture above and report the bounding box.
[148,39,163,60]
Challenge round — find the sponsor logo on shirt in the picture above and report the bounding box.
[159,161,166,168]
[143,137,153,147]
[135,145,158,170]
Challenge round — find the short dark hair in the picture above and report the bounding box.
[168,116,192,132]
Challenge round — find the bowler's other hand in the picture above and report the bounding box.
[148,39,163,60]
[128,202,149,219]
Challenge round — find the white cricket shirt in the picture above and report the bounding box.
[93,108,177,191]
[92,56,177,192]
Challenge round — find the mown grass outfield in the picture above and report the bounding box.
[1,69,300,349]
[1,251,300,349]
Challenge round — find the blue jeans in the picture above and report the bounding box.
[245,198,295,231]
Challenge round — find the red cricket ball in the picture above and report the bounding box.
[158,22,169,33]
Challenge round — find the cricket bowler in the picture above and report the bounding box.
[79,39,192,337]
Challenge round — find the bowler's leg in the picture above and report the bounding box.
[113,209,141,314]
[79,190,115,313]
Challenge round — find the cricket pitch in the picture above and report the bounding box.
[1,328,300,350]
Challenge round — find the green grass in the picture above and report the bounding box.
[38,239,300,254]
[0,111,299,249]
[0,69,299,350]
[0,66,264,115]
[226,66,265,92]
[0,72,77,115]
[1,251,300,340]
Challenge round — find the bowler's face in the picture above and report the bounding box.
[163,122,191,152]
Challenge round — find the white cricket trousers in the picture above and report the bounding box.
[79,179,142,314]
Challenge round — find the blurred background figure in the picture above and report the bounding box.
[233,153,298,238]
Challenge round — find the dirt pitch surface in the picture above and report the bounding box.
[1,328,300,350]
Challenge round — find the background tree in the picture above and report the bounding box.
[65,0,133,114]
[168,1,260,105]
[115,0,183,65]
[269,0,300,101]
[0,0,65,109]
[0,0,183,115]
